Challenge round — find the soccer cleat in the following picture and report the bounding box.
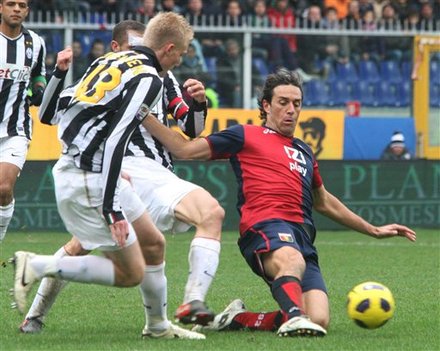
[193,299,246,332]
[142,323,206,339]
[19,317,44,333]
[11,251,38,314]
[277,316,327,337]
[175,300,215,326]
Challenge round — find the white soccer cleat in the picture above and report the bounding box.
[142,323,206,339]
[193,299,246,332]
[277,316,327,337]
[19,317,44,333]
[12,251,38,314]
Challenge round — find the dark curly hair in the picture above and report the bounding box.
[257,68,303,124]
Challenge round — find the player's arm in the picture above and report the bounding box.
[39,47,73,125]
[313,185,416,242]
[29,36,47,106]
[166,73,207,138]
[142,113,211,160]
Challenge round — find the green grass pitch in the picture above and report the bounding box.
[1,229,439,350]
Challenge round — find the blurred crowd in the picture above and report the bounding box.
[31,0,439,29]
[34,0,439,108]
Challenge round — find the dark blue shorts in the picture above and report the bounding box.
[238,219,327,294]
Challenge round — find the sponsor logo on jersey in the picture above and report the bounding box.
[135,103,150,121]
[263,128,277,134]
[284,145,307,177]
[278,232,294,242]
[0,63,31,82]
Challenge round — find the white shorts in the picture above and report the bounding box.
[122,156,201,233]
[53,155,141,252]
[0,136,29,170]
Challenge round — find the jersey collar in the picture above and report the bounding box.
[131,46,163,73]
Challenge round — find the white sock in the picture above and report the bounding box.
[30,255,115,286]
[0,199,14,242]
[25,246,69,320]
[183,237,220,303]
[139,262,170,332]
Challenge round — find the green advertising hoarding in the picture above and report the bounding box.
[11,160,440,232]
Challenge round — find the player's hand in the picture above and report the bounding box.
[121,171,132,184]
[56,46,73,71]
[183,79,206,103]
[372,224,416,242]
[109,219,129,247]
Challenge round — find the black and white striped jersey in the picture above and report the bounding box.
[0,28,46,139]
[125,70,207,170]
[40,47,163,219]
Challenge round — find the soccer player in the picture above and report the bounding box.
[0,0,46,244]
[20,19,223,334]
[11,12,205,339]
[141,68,417,337]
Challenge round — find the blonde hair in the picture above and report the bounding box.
[143,12,194,50]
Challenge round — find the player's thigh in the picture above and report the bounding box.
[302,289,330,329]
[0,136,28,195]
[131,211,165,248]
[174,187,222,226]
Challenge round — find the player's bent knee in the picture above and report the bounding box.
[200,199,225,226]
[118,263,144,287]
[140,235,165,265]
[0,184,13,204]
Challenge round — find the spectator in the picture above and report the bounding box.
[358,0,375,17]
[322,6,350,64]
[358,8,384,62]
[434,0,440,20]
[345,0,362,28]
[86,38,106,65]
[136,0,159,19]
[250,0,272,60]
[216,38,242,107]
[223,0,245,26]
[158,0,183,13]
[296,5,326,75]
[183,0,212,25]
[379,3,412,61]
[392,0,412,22]
[381,131,413,160]
[173,42,210,84]
[267,0,298,70]
[183,0,223,58]
[72,40,89,81]
[406,5,421,29]
[250,0,294,73]
[219,0,246,43]
[419,2,437,30]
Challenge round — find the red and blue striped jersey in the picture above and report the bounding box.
[206,124,323,234]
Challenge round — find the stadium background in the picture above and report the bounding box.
[14,3,440,231]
